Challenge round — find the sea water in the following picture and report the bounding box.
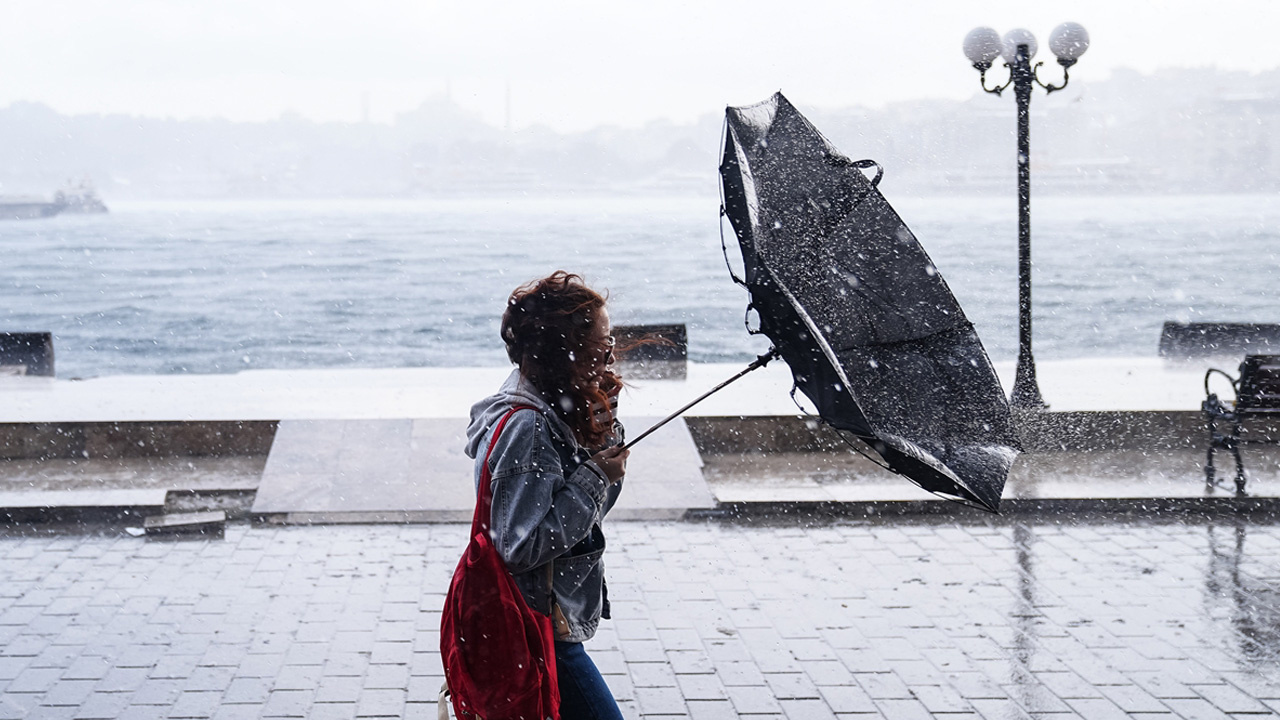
[2,193,1277,378]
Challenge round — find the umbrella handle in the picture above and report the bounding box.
[619,348,780,451]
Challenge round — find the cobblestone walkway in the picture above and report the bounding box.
[3,515,1280,719]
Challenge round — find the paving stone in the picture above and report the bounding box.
[323,652,369,678]
[5,667,62,693]
[799,659,854,686]
[817,684,877,713]
[73,691,132,719]
[149,655,199,680]
[1065,697,1137,720]
[725,684,783,714]
[169,690,222,718]
[1161,697,1234,719]
[779,697,839,719]
[1190,681,1274,714]
[42,679,96,706]
[130,679,183,706]
[209,704,266,720]
[312,676,364,704]
[713,660,765,686]
[274,664,324,690]
[968,697,1035,720]
[183,666,235,693]
[363,664,409,690]
[1000,683,1073,713]
[0,692,39,720]
[911,683,974,713]
[115,706,171,720]
[633,686,685,715]
[1219,671,1280,700]
[763,672,820,700]
[684,699,737,720]
[629,661,677,688]
[355,688,404,717]
[1097,683,1172,714]
[871,698,933,720]
[1032,670,1105,699]
[221,677,271,704]
[0,657,28,680]
[674,673,726,701]
[855,671,914,700]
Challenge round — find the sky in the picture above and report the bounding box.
[6,0,1280,132]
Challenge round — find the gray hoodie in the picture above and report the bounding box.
[464,369,624,643]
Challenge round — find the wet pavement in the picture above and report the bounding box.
[702,448,1280,504]
[3,513,1280,719]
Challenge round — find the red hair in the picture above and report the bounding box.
[502,272,620,448]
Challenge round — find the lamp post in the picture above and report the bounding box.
[963,22,1089,409]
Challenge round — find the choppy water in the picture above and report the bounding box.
[2,193,1278,378]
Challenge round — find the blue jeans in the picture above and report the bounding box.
[555,641,623,720]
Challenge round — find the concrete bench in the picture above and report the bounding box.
[1161,321,1280,359]
[0,332,54,376]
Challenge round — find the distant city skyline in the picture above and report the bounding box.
[6,0,1280,132]
[3,64,1277,200]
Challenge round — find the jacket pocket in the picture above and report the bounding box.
[552,547,606,637]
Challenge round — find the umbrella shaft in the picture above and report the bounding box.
[620,349,779,450]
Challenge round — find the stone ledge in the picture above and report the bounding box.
[688,412,1280,453]
[0,420,277,460]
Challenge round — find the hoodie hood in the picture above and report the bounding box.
[465,369,579,458]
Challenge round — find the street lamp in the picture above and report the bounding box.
[963,22,1089,410]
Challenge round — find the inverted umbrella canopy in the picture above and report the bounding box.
[719,92,1020,512]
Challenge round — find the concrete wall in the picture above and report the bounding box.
[0,421,277,460]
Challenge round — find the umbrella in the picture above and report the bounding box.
[718,92,1020,512]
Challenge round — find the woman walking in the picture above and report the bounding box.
[463,271,628,720]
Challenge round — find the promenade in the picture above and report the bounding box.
[3,357,1280,717]
[3,513,1280,719]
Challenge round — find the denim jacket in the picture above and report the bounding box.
[464,370,624,643]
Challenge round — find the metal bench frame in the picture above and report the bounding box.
[1203,354,1280,494]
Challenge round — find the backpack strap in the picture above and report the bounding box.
[472,405,535,540]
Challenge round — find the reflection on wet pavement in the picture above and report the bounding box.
[704,447,1280,502]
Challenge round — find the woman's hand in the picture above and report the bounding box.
[590,446,629,485]
[592,372,622,441]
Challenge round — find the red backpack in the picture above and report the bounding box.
[441,406,560,720]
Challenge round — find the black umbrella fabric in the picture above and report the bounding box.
[719,92,1020,512]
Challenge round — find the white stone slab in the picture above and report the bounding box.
[0,357,1232,423]
[253,414,712,519]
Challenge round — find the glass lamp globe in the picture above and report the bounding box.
[1048,22,1090,64]
[1000,28,1038,64]
[963,27,1002,69]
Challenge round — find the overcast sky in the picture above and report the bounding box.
[6,0,1280,132]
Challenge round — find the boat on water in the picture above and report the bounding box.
[0,196,63,220]
[0,179,108,220]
